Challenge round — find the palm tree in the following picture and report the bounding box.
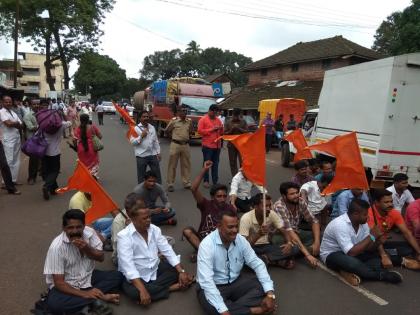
[186,40,202,55]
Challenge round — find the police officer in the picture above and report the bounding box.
[165,106,192,192]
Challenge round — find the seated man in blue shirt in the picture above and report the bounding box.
[331,188,370,218]
[197,210,276,315]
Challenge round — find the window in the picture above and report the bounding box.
[322,59,332,69]
[22,67,40,76]
[260,68,268,76]
[291,63,299,72]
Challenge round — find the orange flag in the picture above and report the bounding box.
[308,132,369,194]
[113,102,138,139]
[56,160,119,224]
[284,129,313,162]
[222,126,266,186]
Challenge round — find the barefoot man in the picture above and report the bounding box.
[44,209,123,314]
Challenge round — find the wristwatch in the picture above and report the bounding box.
[179,269,186,274]
[267,293,276,300]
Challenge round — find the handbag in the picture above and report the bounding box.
[22,131,48,158]
[91,128,104,152]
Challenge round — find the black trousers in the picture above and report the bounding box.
[136,155,162,184]
[253,243,299,262]
[98,112,104,125]
[0,141,16,192]
[46,269,123,315]
[235,198,252,213]
[265,134,272,153]
[42,154,61,192]
[28,155,40,181]
[227,143,242,177]
[122,261,178,303]
[197,275,265,315]
[383,240,413,265]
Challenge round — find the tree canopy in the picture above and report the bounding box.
[373,0,420,55]
[140,41,252,86]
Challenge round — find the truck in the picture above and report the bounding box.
[133,77,221,138]
[282,53,420,188]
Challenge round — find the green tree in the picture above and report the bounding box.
[0,0,114,90]
[73,51,126,101]
[121,77,151,99]
[373,0,420,55]
[140,49,183,80]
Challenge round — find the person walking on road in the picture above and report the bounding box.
[165,106,192,192]
[261,112,275,153]
[224,108,248,177]
[197,104,223,188]
[130,110,162,184]
[22,99,39,184]
[74,114,102,178]
[96,101,104,126]
[66,100,79,137]
[0,95,23,184]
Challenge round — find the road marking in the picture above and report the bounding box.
[266,158,280,166]
[317,263,389,306]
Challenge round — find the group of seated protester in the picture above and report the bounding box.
[41,159,420,314]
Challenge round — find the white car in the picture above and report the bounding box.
[102,101,116,114]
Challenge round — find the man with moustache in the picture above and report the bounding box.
[367,189,420,270]
[197,210,276,315]
[43,209,123,314]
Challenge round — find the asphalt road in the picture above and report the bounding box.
[1,114,420,315]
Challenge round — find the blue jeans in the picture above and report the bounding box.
[92,217,113,239]
[202,147,220,184]
[152,208,176,225]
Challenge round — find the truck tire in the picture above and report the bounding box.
[133,91,145,111]
[281,143,291,167]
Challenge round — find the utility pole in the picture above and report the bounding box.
[13,0,20,88]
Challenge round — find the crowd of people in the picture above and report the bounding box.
[2,95,420,315]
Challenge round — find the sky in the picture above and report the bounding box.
[0,0,413,81]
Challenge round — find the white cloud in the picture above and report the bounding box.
[0,0,413,81]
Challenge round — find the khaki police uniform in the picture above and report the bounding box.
[166,117,192,188]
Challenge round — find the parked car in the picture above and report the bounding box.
[102,101,116,114]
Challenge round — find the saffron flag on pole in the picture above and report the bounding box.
[308,132,369,195]
[56,160,119,224]
[284,129,313,162]
[221,126,266,186]
[113,102,138,139]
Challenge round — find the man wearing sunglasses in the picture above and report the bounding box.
[368,189,420,270]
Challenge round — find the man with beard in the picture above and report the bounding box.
[197,210,276,315]
[321,199,403,285]
[43,209,123,314]
[273,182,321,262]
[368,189,420,270]
[182,161,236,261]
[386,173,415,212]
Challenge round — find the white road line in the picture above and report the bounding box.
[317,263,389,306]
[266,158,280,165]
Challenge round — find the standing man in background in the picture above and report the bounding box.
[96,101,104,126]
[261,112,275,153]
[197,104,223,188]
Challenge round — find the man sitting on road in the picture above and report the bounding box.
[69,190,117,247]
[386,173,415,212]
[117,204,194,306]
[273,182,320,263]
[320,199,403,286]
[368,189,420,270]
[230,169,265,213]
[331,188,370,218]
[44,209,123,314]
[314,160,334,181]
[183,161,236,261]
[133,171,177,226]
[300,174,334,226]
[240,193,299,268]
[291,159,314,187]
[197,210,277,315]
[405,199,420,246]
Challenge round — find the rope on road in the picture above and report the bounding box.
[317,262,389,306]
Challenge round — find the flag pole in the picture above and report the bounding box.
[263,189,266,225]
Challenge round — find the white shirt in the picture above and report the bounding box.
[229,171,265,200]
[80,107,93,120]
[44,226,102,289]
[320,213,369,263]
[386,185,415,211]
[96,104,104,113]
[130,123,160,158]
[44,121,72,156]
[117,223,180,282]
[300,181,327,215]
[0,108,21,141]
